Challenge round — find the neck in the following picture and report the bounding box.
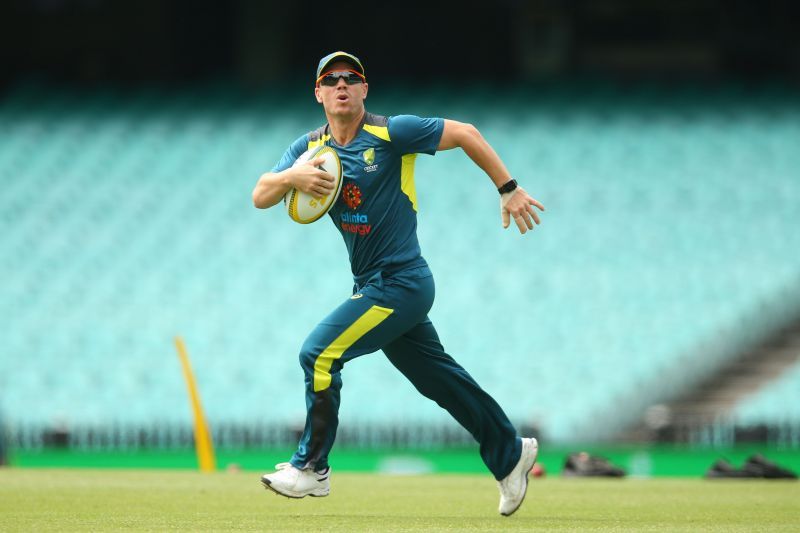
[326,108,365,146]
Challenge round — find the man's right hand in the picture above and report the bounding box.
[289,156,336,199]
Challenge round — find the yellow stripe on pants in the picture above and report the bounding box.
[313,305,394,392]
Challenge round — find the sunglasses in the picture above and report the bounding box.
[316,69,366,87]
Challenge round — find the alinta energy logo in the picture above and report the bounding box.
[341,182,371,236]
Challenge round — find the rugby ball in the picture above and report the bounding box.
[284,146,343,224]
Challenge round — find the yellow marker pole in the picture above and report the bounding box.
[174,336,217,472]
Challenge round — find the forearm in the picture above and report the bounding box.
[462,132,514,188]
[252,170,293,209]
[440,120,513,189]
[438,119,544,233]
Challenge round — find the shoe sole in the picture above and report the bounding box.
[501,438,539,517]
[260,477,330,499]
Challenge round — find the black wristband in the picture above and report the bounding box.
[497,179,518,195]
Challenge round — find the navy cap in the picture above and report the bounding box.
[316,51,365,80]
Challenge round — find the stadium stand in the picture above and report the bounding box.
[735,361,800,427]
[1,82,799,446]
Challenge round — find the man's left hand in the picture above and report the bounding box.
[501,187,545,234]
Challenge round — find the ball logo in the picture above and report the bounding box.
[343,182,363,210]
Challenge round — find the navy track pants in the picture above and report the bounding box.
[289,267,521,480]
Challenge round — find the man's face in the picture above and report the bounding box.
[314,61,368,116]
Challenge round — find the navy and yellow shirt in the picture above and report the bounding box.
[272,112,444,285]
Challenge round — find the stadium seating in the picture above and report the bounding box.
[1,82,799,444]
[735,361,800,427]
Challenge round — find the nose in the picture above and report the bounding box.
[336,77,348,88]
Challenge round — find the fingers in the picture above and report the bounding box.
[514,214,528,234]
[514,210,533,232]
[310,170,335,197]
[311,185,334,199]
[297,172,335,197]
[316,170,335,184]
[530,197,545,211]
[524,212,534,230]
[503,204,535,233]
[500,186,545,234]
[310,185,331,198]
[315,173,335,193]
[525,203,541,225]
[508,204,539,233]
[307,158,335,184]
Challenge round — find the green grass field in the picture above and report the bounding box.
[0,469,797,531]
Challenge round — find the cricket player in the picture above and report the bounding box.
[252,52,545,516]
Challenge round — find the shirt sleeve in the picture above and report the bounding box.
[387,115,445,156]
[270,134,309,173]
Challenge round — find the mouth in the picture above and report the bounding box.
[336,93,349,102]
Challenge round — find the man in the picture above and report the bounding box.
[252,52,545,516]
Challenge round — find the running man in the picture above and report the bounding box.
[252,52,545,516]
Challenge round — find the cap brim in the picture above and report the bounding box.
[318,54,364,77]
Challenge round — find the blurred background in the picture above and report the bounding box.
[1,0,799,474]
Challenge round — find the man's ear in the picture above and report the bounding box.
[314,86,323,104]
[362,82,368,100]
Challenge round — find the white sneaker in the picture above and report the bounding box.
[497,437,539,516]
[261,462,331,498]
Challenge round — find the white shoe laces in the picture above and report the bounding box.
[274,462,293,470]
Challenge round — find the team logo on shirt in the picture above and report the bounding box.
[362,148,378,173]
[363,148,375,165]
[342,182,363,210]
